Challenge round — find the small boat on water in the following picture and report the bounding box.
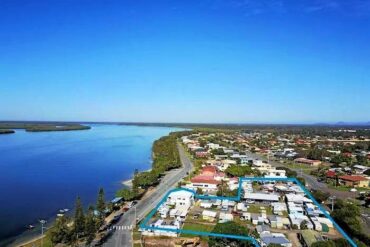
[59,208,69,213]
[27,225,35,230]
[57,213,64,217]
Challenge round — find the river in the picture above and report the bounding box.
[0,124,182,245]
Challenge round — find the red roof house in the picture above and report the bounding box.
[339,175,369,188]
[190,176,220,185]
[326,170,336,178]
[201,166,218,176]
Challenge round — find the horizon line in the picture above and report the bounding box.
[0,120,369,127]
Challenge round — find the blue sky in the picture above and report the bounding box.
[1,0,369,123]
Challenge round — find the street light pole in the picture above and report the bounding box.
[39,219,47,247]
[329,196,336,211]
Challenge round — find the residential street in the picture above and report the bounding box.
[104,143,193,247]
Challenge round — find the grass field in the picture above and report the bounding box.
[180,222,214,238]
[247,204,273,215]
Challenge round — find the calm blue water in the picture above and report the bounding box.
[0,124,181,243]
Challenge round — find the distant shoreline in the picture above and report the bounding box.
[0,129,15,134]
[0,122,91,132]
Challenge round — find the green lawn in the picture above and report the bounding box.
[181,222,215,238]
[247,205,273,215]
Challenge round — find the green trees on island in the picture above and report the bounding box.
[50,188,106,246]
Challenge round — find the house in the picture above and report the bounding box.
[294,158,322,166]
[256,225,270,234]
[264,168,287,178]
[240,212,251,221]
[244,193,280,202]
[143,219,180,237]
[218,159,236,171]
[202,210,217,221]
[214,154,228,160]
[289,214,311,229]
[200,200,213,209]
[285,194,312,204]
[207,143,220,150]
[201,166,218,176]
[230,154,249,164]
[227,177,239,190]
[271,202,287,216]
[167,190,194,207]
[312,217,333,228]
[260,233,292,247]
[252,214,267,225]
[188,176,220,191]
[305,203,322,217]
[158,205,169,218]
[326,170,336,179]
[219,212,234,223]
[288,204,305,215]
[195,151,208,158]
[253,160,272,169]
[353,165,370,174]
[237,202,248,211]
[269,215,283,229]
[339,175,369,188]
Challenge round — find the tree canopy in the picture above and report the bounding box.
[208,222,253,247]
[225,164,254,177]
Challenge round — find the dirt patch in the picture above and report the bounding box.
[143,236,206,247]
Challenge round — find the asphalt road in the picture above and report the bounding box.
[104,143,193,247]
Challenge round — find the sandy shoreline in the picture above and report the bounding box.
[121,168,152,188]
[122,178,133,187]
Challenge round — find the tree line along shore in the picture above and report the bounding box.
[115,130,192,201]
[0,122,91,132]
